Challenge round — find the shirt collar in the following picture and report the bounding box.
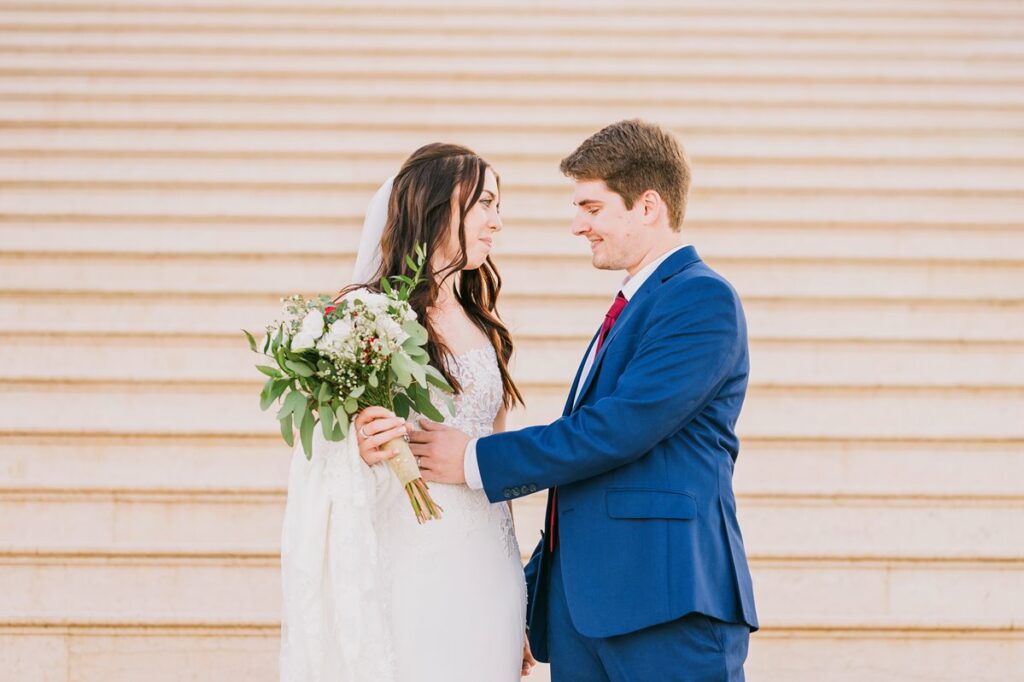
[620,244,691,301]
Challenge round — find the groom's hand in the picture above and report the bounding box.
[409,419,470,484]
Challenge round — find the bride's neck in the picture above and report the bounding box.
[432,272,460,312]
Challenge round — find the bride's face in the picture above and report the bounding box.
[445,168,502,271]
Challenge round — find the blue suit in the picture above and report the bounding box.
[476,246,758,679]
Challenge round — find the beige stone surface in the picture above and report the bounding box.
[0,0,1022,679]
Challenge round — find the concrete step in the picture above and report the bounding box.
[745,629,1024,682]
[3,186,1020,225]
[7,0,1022,18]
[2,624,1023,682]
[2,29,1024,62]
[2,9,1021,41]
[4,97,1023,132]
[5,78,1024,113]
[2,252,1021,302]
[1,551,1019,628]
[1,292,1019,343]
[3,49,1022,86]
[3,436,1020,499]
[2,381,1021,440]
[0,626,281,682]
[2,490,1021,561]
[4,127,1022,162]
[6,218,1023,263]
[3,334,1021,389]
[5,155,1023,193]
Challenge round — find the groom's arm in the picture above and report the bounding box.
[474,275,744,503]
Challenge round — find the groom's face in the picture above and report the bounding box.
[570,179,645,272]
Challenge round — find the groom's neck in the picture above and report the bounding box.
[625,236,686,277]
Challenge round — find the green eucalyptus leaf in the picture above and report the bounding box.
[300,410,315,460]
[256,364,281,378]
[276,390,304,420]
[393,393,411,419]
[269,378,289,403]
[401,320,428,345]
[243,329,258,353]
[317,381,331,403]
[294,393,309,424]
[425,365,454,392]
[390,358,411,387]
[280,414,295,448]
[320,404,335,439]
[368,372,379,388]
[334,406,350,439]
[350,385,366,399]
[412,391,444,422]
[285,359,315,377]
[343,397,358,414]
[260,385,275,411]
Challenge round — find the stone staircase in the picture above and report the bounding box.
[1,1,1023,680]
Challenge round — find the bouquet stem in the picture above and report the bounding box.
[385,436,443,524]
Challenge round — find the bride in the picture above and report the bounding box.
[279,143,537,681]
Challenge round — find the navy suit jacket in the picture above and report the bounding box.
[476,246,758,660]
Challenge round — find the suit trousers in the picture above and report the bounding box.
[547,547,749,682]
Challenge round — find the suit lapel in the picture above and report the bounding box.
[571,246,702,412]
[563,329,600,416]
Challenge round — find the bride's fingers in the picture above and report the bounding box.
[358,417,405,441]
[361,425,409,453]
[354,406,396,431]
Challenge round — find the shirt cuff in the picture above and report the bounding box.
[463,438,484,490]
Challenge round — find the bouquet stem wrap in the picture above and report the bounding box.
[385,436,443,524]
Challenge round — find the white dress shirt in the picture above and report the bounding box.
[463,244,691,490]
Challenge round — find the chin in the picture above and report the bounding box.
[462,255,488,271]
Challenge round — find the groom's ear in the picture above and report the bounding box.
[638,189,665,226]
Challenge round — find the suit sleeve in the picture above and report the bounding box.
[476,275,743,503]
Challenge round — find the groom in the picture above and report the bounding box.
[414,119,758,681]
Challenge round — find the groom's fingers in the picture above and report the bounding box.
[419,418,449,431]
[407,429,431,444]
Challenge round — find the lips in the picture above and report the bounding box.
[480,238,493,248]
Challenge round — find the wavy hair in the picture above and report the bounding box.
[338,143,524,410]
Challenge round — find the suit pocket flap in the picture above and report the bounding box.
[606,489,697,520]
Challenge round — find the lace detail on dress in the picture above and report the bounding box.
[280,344,525,682]
[397,346,521,560]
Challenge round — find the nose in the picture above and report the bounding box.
[571,214,590,236]
[490,211,503,233]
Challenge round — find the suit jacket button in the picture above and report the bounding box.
[503,488,512,498]
[528,484,538,493]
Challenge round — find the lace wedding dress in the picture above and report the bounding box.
[279,345,527,682]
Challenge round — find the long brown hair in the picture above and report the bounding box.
[339,143,524,410]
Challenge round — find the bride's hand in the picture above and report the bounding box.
[521,634,537,676]
[354,407,412,467]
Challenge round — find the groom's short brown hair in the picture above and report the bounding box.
[560,119,691,231]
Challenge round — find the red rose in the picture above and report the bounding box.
[325,306,336,315]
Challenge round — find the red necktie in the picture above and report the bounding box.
[550,291,628,552]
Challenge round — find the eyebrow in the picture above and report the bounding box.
[480,190,497,200]
[574,199,603,207]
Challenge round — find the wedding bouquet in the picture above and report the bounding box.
[243,245,452,523]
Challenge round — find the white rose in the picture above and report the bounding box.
[291,332,316,351]
[376,315,409,346]
[329,318,353,339]
[299,309,325,340]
